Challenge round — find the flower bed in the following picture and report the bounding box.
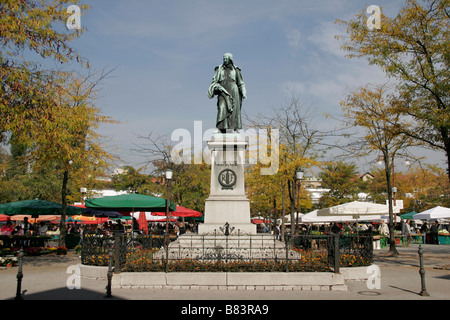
[339,253,371,267]
[82,246,371,272]
[113,248,368,272]
[122,258,332,273]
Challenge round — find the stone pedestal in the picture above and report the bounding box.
[198,133,256,235]
[160,132,300,262]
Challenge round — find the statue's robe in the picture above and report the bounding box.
[208,64,246,131]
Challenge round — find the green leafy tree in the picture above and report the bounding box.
[171,162,210,213]
[112,166,153,194]
[318,161,364,207]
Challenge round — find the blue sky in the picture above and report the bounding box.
[65,0,446,172]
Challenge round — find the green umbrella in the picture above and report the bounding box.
[183,216,204,223]
[0,199,85,218]
[400,211,418,220]
[85,193,176,212]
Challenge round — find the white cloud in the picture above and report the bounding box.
[94,0,298,41]
[306,21,347,58]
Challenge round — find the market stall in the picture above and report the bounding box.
[413,206,450,221]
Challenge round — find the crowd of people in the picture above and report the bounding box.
[1,214,448,249]
[400,220,443,246]
[74,218,199,238]
[258,219,449,246]
[133,219,198,237]
[0,217,61,236]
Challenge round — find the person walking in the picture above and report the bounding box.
[430,221,440,245]
[420,221,428,244]
[402,220,412,247]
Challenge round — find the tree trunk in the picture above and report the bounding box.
[444,128,450,183]
[281,181,286,241]
[272,197,276,233]
[447,150,450,184]
[59,169,69,248]
[384,154,399,256]
[288,179,296,237]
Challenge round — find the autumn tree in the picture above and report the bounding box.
[368,164,450,211]
[341,84,416,255]
[18,70,116,246]
[336,0,450,181]
[246,140,313,236]
[245,94,329,236]
[1,1,97,245]
[401,164,450,209]
[1,0,89,143]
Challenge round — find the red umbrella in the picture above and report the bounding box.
[138,211,148,234]
[151,205,202,218]
[251,218,271,224]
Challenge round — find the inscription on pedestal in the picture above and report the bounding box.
[218,169,237,190]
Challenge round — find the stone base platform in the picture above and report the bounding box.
[78,264,380,292]
[77,265,347,291]
[114,272,347,291]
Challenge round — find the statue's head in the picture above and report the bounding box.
[223,53,233,65]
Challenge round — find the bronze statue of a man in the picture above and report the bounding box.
[208,53,247,133]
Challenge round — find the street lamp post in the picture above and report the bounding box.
[295,168,304,236]
[164,169,173,272]
[80,187,87,205]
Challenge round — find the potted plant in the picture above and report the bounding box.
[0,256,18,267]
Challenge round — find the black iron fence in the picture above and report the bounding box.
[81,232,373,273]
[81,232,177,270]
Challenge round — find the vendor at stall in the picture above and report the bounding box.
[38,222,48,235]
[1,219,14,235]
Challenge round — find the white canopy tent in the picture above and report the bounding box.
[130,212,177,222]
[413,206,450,221]
[281,212,304,224]
[300,209,398,224]
[317,201,401,218]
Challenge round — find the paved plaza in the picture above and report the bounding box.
[0,244,448,302]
